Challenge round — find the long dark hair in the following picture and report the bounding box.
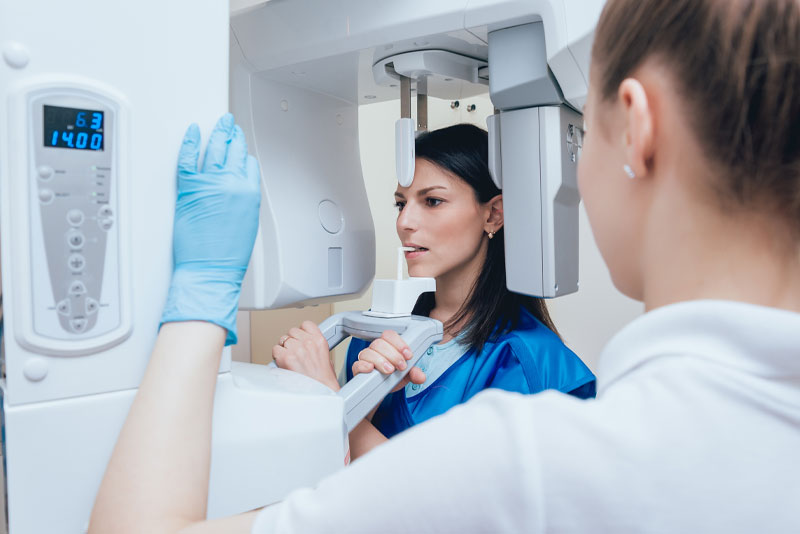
[411,123,560,353]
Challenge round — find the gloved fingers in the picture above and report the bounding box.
[201,113,235,172]
[380,330,412,361]
[246,155,261,189]
[224,125,249,174]
[177,123,201,176]
[369,337,407,370]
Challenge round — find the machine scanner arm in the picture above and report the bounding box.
[319,311,443,433]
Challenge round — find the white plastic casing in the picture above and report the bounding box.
[232,34,376,310]
[231,0,605,300]
[395,117,415,187]
[0,2,349,533]
[501,105,582,298]
[366,278,436,317]
[7,78,132,357]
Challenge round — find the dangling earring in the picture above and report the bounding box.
[623,164,636,179]
[487,231,495,239]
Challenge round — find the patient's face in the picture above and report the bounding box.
[394,159,488,282]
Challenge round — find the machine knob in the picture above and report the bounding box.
[23,357,48,382]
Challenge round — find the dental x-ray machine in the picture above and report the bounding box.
[0,0,602,532]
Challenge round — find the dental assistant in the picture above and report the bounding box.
[90,0,800,531]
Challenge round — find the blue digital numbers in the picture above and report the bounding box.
[43,105,105,151]
[91,112,102,129]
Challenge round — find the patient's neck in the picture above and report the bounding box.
[431,245,486,340]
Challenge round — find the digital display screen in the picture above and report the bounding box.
[43,105,104,151]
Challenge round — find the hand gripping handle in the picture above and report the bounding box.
[318,311,443,433]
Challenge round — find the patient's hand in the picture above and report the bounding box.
[352,330,426,393]
[273,321,340,391]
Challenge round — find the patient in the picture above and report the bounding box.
[273,124,595,459]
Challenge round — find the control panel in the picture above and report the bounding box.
[19,86,128,350]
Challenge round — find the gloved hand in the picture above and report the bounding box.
[160,113,261,345]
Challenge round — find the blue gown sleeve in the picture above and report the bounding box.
[489,337,596,399]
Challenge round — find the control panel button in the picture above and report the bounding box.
[67,209,85,226]
[38,165,54,180]
[39,188,54,205]
[23,358,49,382]
[85,298,99,315]
[68,280,87,296]
[68,253,86,272]
[98,218,114,231]
[98,206,114,218]
[70,318,88,333]
[67,230,85,249]
[56,299,71,316]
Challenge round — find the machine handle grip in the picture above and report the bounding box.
[318,311,443,433]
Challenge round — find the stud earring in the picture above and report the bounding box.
[487,231,495,239]
[623,164,636,179]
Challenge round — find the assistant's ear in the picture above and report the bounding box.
[618,78,655,178]
[484,194,504,233]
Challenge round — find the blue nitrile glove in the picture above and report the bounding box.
[160,113,261,345]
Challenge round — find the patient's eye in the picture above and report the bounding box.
[425,197,443,208]
[394,200,406,211]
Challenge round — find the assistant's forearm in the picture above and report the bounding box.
[349,418,389,460]
[89,321,225,534]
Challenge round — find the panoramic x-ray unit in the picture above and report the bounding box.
[0,0,602,532]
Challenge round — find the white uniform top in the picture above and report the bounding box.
[253,300,800,533]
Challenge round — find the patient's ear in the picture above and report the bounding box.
[484,194,503,231]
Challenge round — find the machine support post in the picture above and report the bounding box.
[416,77,428,131]
[400,75,412,119]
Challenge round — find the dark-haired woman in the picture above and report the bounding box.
[273,124,595,459]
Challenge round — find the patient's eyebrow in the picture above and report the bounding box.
[416,186,447,196]
[394,185,448,199]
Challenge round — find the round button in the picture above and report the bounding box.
[318,200,343,234]
[68,280,87,296]
[38,188,54,205]
[97,206,114,218]
[2,42,30,69]
[23,358,48,382]
[38,165,54,180]
[411,383,420,391]
[67,209,85,226]
[68,253,86,272]
[98,218,114,231]
[426,347,433,355]
[67,231,85,249]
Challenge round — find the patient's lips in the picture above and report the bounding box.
[403,242,428,260]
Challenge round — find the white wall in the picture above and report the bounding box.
[337,95,643,371]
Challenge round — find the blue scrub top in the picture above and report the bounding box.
[345,307,596,439]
